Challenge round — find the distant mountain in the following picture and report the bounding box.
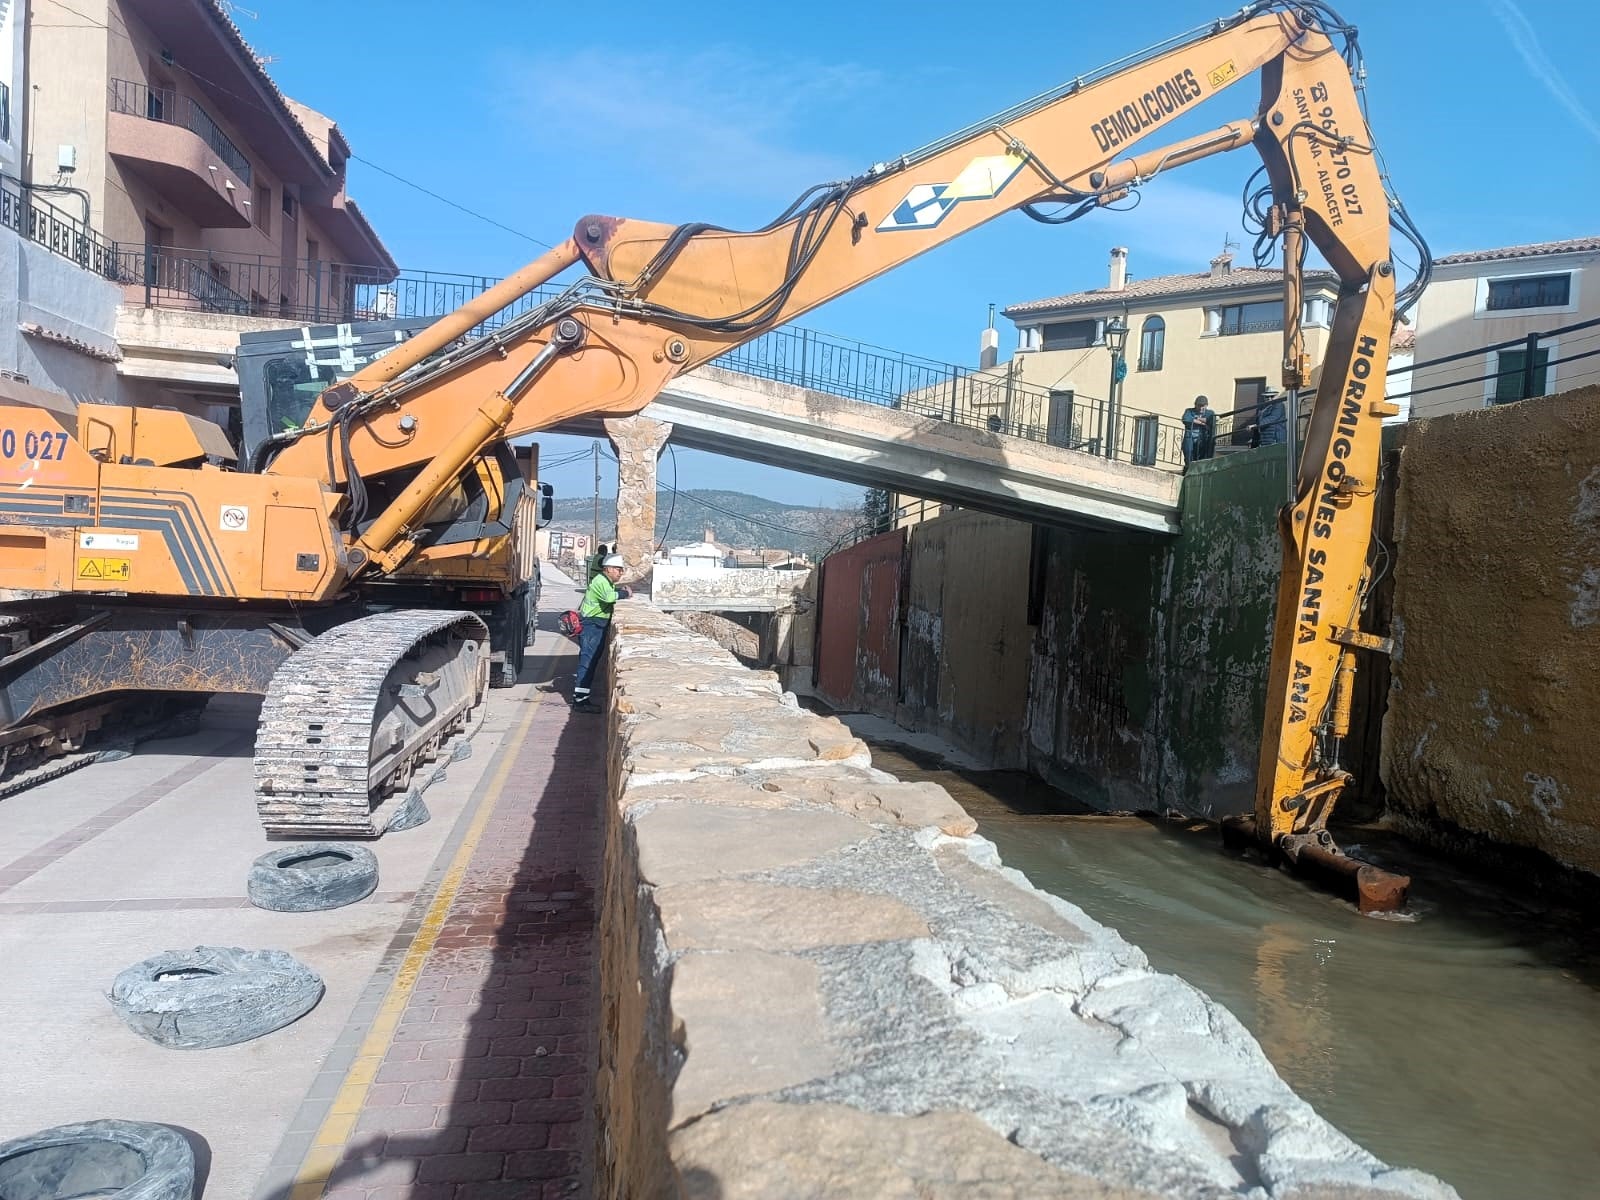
[548,489,857,558]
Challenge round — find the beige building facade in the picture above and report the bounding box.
[1002,247,1340,439]
[23,0,395,426]
[1406,236,1600,419]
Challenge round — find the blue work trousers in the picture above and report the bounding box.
[573,616,610,697]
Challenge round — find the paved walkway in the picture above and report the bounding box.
[264,570,604,1200]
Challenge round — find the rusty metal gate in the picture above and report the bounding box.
[814,529,905,717]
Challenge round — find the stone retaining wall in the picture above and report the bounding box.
[596,601,1457,1199]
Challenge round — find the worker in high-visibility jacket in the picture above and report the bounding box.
[572,553,629,710]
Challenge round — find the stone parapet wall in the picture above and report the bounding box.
[595,601,1456,1199]
[652,563,812,612]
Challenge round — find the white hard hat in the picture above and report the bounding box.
[601,554,625,568]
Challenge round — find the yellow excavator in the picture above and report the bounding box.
[0,0,1425,903]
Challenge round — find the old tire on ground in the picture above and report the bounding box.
[0,1119,194,1200]
[247,843,379,912]
[109,946,323,1049]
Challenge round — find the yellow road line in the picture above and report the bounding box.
[287,692,545,1200]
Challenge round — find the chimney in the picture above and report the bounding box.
[703,526,715,544]
[1108,247,1128,292]
[979,302,999,369]
[1209,251,1233,279]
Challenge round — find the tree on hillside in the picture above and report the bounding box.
[860,488,895,536]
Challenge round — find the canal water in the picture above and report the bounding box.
[864,738,1600,1200]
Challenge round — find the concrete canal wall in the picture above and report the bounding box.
[1380,386,1600,878]
[807,388,1600,883]
[594,602,1455,1199]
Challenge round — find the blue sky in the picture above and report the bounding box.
[248,0,1599,509]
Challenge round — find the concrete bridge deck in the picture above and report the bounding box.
[644,365,1182,534]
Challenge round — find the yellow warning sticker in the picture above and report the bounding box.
[1207,60,1238,89]
[77,557,131,581]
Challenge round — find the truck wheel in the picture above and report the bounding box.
[247,844,379,912]
[109,946,323,1049]
[491,593,527,689]
[0,1119,194,1200]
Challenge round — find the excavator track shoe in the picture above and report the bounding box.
[254,610,488,838]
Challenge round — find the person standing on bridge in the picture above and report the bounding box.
[572,553,630,711]
[1182,395,1215,467]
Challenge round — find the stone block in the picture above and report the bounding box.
[669,954,834,1125]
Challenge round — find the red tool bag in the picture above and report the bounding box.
[558,610,584,639]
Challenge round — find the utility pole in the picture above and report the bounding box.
[592,440,600,554]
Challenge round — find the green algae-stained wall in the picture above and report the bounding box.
[1026,448,1289,815]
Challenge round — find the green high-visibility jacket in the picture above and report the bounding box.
[579,574,620,620]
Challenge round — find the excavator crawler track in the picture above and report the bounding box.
[254,610,489,839]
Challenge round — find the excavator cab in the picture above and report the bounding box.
[234,317,440,464]
[234,318,547,694]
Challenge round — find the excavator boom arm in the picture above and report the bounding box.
[264,1,1410,857]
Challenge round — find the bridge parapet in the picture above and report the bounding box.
[651,563,812,613]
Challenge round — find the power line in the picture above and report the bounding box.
[57,8,555,254]
[350,155,554,250]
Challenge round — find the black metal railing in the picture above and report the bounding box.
[719,325,1186,469]
[1387,314,1600,411]
[111,244,567,329]
[114,247,1186,469]
[0,175,123,279]
[108,79,252,184]
[1218,317,1284,337]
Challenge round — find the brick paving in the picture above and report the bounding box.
[320,692,603,1200]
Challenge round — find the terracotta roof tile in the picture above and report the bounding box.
[1003,267,1337,316]
[1433,235,1600,266]
[200,0,334,178]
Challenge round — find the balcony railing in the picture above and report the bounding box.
[1217,318,1284,337]
[108,78,252,184]
[0,175,123,279]
[114,245,566,331]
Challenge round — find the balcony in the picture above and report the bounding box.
[0,176,122,279]
[107,80,251,229]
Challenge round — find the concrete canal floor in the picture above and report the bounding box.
[848,722,1600,1200]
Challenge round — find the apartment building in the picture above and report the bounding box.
[1406,236,1600,418]
[23,0,396,428]
[1003,247,1340,438]
[1,0,123,405]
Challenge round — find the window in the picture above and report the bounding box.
[1040,319,1097,351]
[1137,315,1165,371]
[1491,346,1550,404]
[1230,378,1266,445]
[253,184,271,234]
[1486,273,1570,311]
[0,81,10,143]
[281,191,297,220]
[1219,300,1282,336]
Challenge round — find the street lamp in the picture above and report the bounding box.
[1102,314,1129,459]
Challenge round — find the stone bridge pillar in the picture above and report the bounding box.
[604,414,673,592]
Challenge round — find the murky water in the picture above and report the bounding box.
[867,741,1600,1200]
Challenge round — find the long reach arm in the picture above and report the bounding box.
[262,1,1420,881]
